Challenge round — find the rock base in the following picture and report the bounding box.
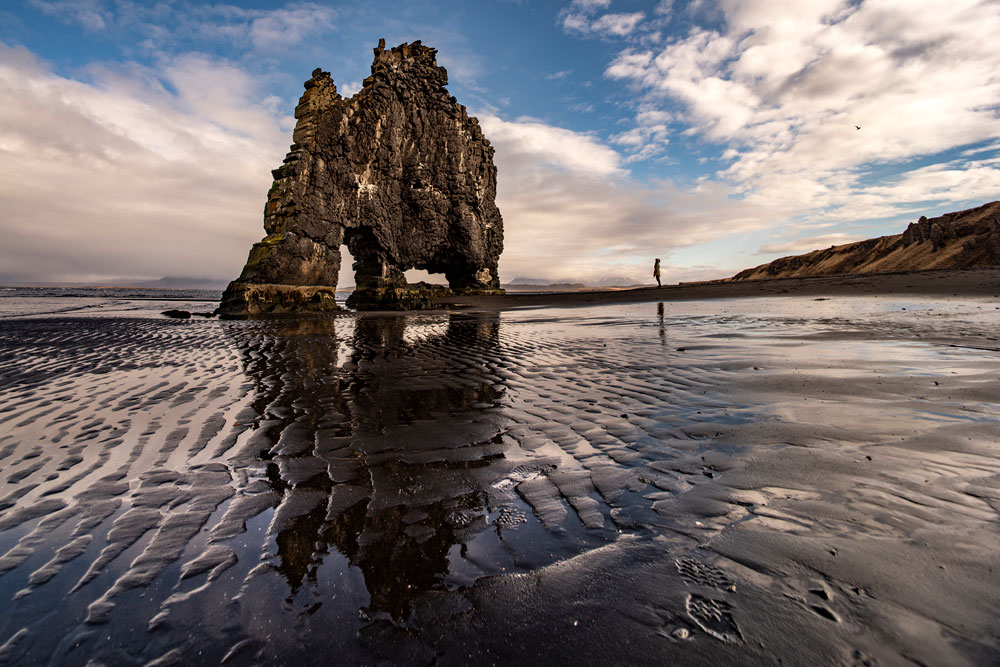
[216,283,340,318]
[346,284,505,311]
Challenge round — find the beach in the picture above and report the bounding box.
[0,274,998,665]
[446,266,1000,309]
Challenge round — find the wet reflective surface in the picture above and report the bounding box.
[0,297,998,665]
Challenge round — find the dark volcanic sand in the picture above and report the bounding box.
[447,267,1000,310]
[0,286,998,665]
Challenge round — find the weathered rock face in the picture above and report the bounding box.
[218,39,504,316]
[902,208,1000,262]
[730,201,1000,282]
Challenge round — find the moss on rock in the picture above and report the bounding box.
[216,283,339,318]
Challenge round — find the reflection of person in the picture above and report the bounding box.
[657,302,665,344]
[653,258,661,287]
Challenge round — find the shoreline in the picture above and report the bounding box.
[5,267,998,319]
[435,267,1000,311]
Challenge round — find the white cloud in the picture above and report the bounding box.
[478,115,782,283]
[605,50,653,79]
[246,4,337,51]
[602,0,1000,225]
[563,11,645,37]
[0,44,287,283]
[611,104,672,160]
[29,0,109,31]
[479,115,623,177]
[592,12,645,36]
[571,0,612,11]
[339,80,362,97]
[27,1,337,53]
[756,233,857,255]
[655,1,673,16]
[561,13,592,33]
[0,42,771,287]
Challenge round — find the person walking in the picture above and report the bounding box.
[653,258,661,287]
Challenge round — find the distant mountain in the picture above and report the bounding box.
[589,276,644,287]
[731,201,1000,281]
[507,277,559,285]
[506,276,644,288]
[502,282,589,292]
[127,276,229,290]
[0,276,229,289]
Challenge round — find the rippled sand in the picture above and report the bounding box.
[0,297,998,665]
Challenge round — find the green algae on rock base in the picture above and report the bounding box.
[217,283,340,318]
[345,283,505,311]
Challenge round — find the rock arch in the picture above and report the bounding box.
[218,39,504,316]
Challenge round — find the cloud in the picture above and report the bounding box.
[563,11,645,37]
[27,1,337,53]
[480,115,623,177]
[601,0,1000,224]
[611,104,671,160]
[571,0,612,11]
[339,80,363,97]
[245,4,337,51]
[29,0,109,31]
[561,13,592,33]
[592,12,645,36]
[654,0,673,16]
[756,233,857,255]
[545,69,573,80]
[0,43,287,283]
[478,115,782,283]
[0,41,769,287]
[558,0,671,45]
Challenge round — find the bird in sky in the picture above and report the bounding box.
[855,125,861,130]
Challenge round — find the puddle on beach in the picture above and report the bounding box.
[0,297,998,665]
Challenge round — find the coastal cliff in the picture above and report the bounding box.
[731,201,1000,281]
[218,40,504,316]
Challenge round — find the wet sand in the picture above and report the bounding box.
[0,290,998,665]
[448,267,1000,310]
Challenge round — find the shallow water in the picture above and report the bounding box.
[0,296,998,665]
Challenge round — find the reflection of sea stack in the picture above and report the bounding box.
[230,313,511,620]
[218,39,505,316]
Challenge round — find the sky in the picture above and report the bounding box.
[1,0,998,286]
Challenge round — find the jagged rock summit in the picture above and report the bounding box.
[730,201,1000,282]
[218,39,504,316]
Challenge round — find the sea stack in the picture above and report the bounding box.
[218,39,504,316]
